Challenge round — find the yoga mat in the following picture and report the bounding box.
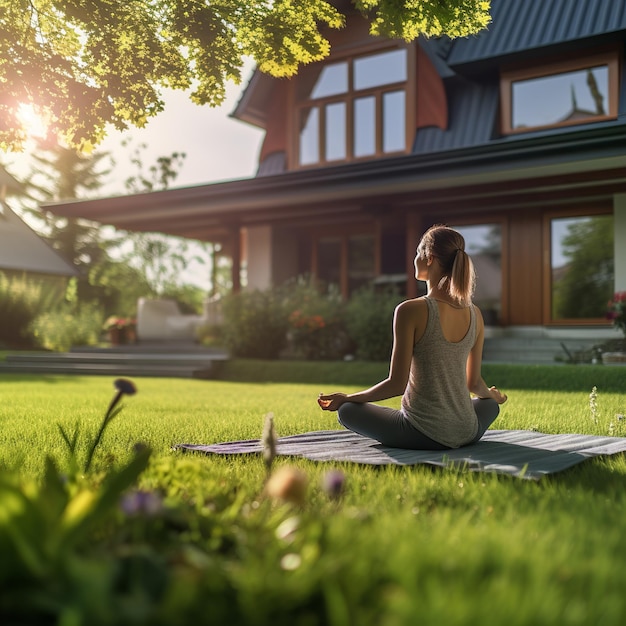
[176,429,626,480]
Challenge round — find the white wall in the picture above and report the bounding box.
[245,225,272,290]
[615,194,626,292]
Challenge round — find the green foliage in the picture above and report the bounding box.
[87,260,153,318]
[344,286,404,361]
[221,288,290,359]
[0,0,490,150]
[0,273,58,348]
[20,139,113,275]
[31,301,104,352]
[2,371,626,625]
[357,0,492,40]
[284,278,349,360]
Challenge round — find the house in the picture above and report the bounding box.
[0,167,78,282]
[44,0,626,347]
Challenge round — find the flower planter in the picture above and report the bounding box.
[108,327,127,345]
[602,352,626,366]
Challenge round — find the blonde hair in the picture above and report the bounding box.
[419,224,476,306]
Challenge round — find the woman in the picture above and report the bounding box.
[318,224,507,450]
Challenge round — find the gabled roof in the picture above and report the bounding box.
[0,202,78,277]
[0,165,25,196]
[43,122,626,243]
[447,0,626,68]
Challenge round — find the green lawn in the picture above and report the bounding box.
[1,362,626,625]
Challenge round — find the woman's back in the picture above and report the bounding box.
[402,297,478,447]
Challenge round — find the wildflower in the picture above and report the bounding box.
[114,378,137,395]
[589,386,598,424]
[84,378,138,473]
[265,466,308,505]
[321,469,346,500]
[262,412,277,474]
[120,490,163,516]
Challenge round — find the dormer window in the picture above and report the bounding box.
[500,50,619,134]
[295,47,410,167]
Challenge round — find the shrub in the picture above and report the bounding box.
[31,302,104,351]
[220,288,289,359]
[283,278,349,360]
[0,273,58,348]
[344,286,404,361]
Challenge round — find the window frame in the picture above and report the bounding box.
[310,224,378,299]
[441,215,509,327]
[290,43,415,169]
[542,203,614,326]
[500,48,620,135]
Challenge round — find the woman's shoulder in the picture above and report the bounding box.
[395,297,430,320]
[397,296,429,312]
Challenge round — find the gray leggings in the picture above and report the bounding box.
[337,398,500,450]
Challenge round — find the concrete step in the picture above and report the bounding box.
[483,337,601,364]
[0,350,229,378]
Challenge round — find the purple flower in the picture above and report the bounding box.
[120,490,163,516]
[114,378,137,395]
[321,470,346,500]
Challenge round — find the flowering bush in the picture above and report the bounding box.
[606,292,626,336]
[284,279,349,360]
[103,316,136,331]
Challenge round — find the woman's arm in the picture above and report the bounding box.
[466,307,507,404]
[319,300,421,411]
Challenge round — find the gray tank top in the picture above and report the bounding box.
[401,297,479,448]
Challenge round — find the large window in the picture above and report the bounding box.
[501,50,619,134]
[315,233,375,298]
[296,48,409,166]
[548,213,614,322]
[451,223,503,326]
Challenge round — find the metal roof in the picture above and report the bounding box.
[448,0,626,67]
[414,79,499,153]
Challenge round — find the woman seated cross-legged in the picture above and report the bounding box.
[318,224,507,450]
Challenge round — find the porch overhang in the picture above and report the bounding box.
[43,123,626,244]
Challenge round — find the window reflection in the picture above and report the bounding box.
[354,49,407,90]
[383,90,405,153]
[297,47,408,165]
[550,215,613,320]
[317,238,342,289]
[354,97,376,157]
[299,107,319,165]
[452,224,502,325]
[348,235,375,294]
[512,65,609,129]
[325,102,346,161]
[310,62,348,99]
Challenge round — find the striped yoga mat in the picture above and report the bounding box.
[177,429,626,480]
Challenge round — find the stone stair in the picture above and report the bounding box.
[483,336,602,364]
[0,342,229,378]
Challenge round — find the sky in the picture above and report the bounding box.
[6,63,265,291]
[98,63,265,195]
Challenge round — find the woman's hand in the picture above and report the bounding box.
[318,392,348,411]
[489,386,508,404]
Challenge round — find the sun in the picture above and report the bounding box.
[17,103,50,141]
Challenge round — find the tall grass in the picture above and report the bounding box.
[1,364,626,624]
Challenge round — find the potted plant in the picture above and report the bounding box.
[103,317,137,345]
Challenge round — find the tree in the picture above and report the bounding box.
[22,138,113,270]
[119,141,211,302]
[0,0,491,151]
